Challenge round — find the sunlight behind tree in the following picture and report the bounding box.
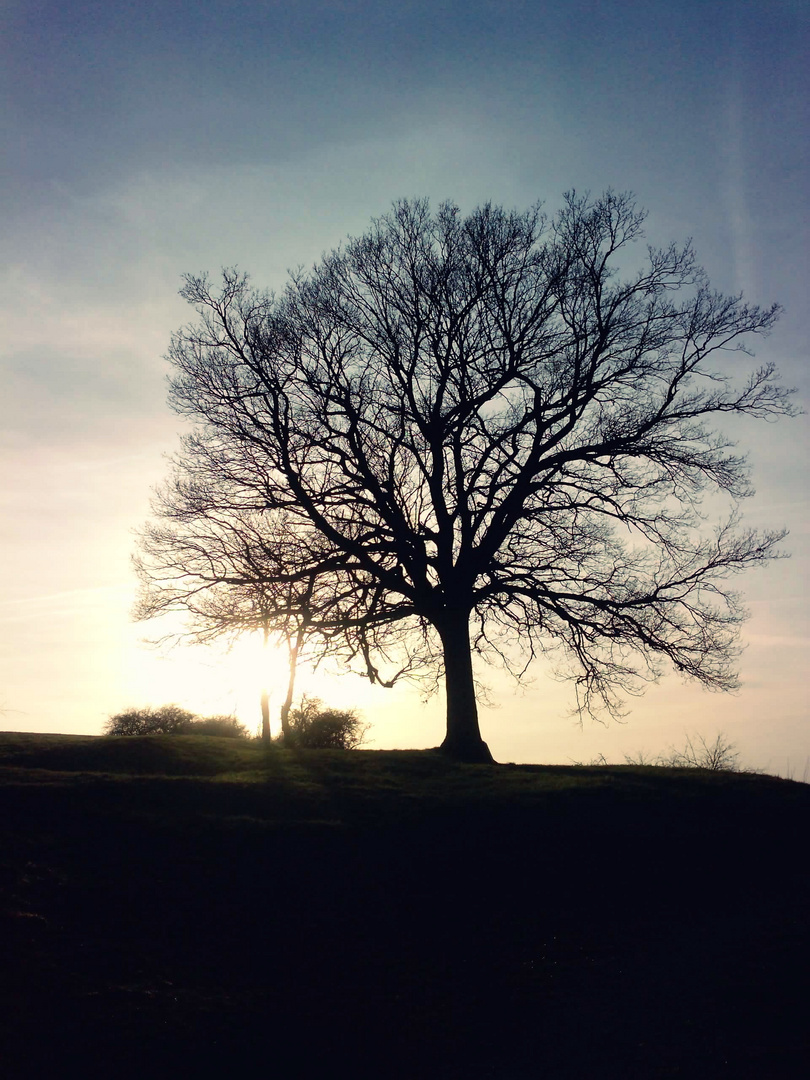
[122,618,293,736]
[136,193,794,762]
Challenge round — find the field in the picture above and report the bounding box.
[1,732,808,1078]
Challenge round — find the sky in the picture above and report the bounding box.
[1,0,808,773]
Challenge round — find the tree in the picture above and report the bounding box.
[136,192,794,762]
[135,511,341,744]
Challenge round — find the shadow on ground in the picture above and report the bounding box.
[1,738,808,1078]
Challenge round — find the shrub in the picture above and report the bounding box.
[661,732,740,771]
[186,715,249,738]
[105,704,197,736]
[105,706,248,738]
[284,696,368,750]
[625,732,740,771]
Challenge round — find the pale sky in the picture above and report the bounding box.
[1,1,807,773]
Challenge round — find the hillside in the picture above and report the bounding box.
[1,733,808,1078]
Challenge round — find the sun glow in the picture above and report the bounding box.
[216,632,295,733]
[118,605,447,748]
[122,626,296,737]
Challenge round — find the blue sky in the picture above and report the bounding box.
[1,0,807,770]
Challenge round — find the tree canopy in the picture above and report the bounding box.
[136,192,794,761]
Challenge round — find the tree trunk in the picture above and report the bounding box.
[279,635,299,743]
[260,623,272,744]
[437,609,494,763]
[260,691,271,743]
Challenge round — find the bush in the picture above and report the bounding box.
[661,732,740,771]
[284,697,368,750]
[105,706,248,739]
[105,704,197,736]
[625,732,740,771]
[186,715,249,738]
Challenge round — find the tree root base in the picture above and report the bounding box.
[438,738,496,764]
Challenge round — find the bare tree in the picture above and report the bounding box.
[136,192,794,761]
[135,497,331,744]
[135,508,395,743]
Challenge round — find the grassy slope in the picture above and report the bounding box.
[1,733,809,1078]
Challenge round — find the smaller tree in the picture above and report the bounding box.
[285,697,368,750]
[134,525,325,745]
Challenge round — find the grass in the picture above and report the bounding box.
[2,732,809,1078]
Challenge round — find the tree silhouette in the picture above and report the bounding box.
[135,518,322,743]
[136,192,793,761]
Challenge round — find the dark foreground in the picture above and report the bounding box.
[1,734,808,1078]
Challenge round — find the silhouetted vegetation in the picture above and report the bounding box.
[136,192,794,763]
[282,696,368,749]
[105,705,248,738]
[625,731,741,771]
[105,703,196,735]
[185,714,250,739]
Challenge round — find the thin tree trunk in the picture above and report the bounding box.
[260,690,271,744]
[279,634,300,743]
[260,622,271,743]
[437,609,494,763]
